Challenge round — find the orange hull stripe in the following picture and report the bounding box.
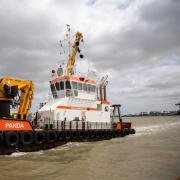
[57,106,97,111]
[0,119,33,131]
[52,76,96,85]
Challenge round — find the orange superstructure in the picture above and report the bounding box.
[51,75,96,85]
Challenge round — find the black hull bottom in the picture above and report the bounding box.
[0,129,135,155]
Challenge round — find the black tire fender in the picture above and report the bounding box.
[117,130,122,137]
[96,130,101,138]
[110,130,115,138]
[71,131,78,139]
[46,130,57,143]
[20,131,33,146]
[65,131,71,140]
[5,131,19,147]
[130,129,136,134]
[106,130,111,137]
[57,131,64,141]
[85,130,90,139]
[0,132,4,146]
[90,130,96,138]
[79,130,85,139]
[115,130,119,137]
[101,130,105,138]
[34,131,45,145]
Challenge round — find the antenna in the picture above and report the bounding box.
[59,40,66,54]
[101,74,108,85]
[66,24,71,59]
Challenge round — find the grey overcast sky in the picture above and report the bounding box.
[0,0,180,114]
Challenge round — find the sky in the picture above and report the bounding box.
[0,0,180,114]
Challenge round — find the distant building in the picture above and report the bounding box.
[139,112,148,116]
[149,111,161,116]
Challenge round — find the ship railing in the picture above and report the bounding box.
[51,120,111,130]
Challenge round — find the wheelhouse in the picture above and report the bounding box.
[50,76,97,100]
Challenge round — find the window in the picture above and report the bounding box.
[55,82,60,91]
[91,85,96,92]
[78,82,82,90]
[66,80,71,89]
[88,84,91,92]
[66,90,73,96]
[60,81,64,90]
[50,84,56,92]
[50,84,57,98]
[83,83,87,91]
[72,81,78,89]
[74,90,78,96]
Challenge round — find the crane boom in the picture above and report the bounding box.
[66,32,83,76]
[0,77,35,120]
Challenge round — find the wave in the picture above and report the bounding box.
[4,142,85,157]
[134,121,180,137]
[49,142,84,152]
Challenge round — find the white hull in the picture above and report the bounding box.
[38,97,111,130]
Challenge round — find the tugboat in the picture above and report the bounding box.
[0,30,135,155]
[36,30,135,141]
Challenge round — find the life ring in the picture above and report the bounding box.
[65,131,71,140]
[0,132,4,146]
[34,131,45,145]
[5,131,19,147]
[20,131,33,146]
[57,131,64,141]
[46,130,57,143]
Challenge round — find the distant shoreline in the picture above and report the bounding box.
[122,114,180,117]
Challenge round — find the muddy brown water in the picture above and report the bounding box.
[0,116,180,180]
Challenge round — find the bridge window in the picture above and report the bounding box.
[50,84,55,92]
[78,82,82,90]
[55,82,60,91]
[66,80,71,89]
[91,85,96,92]
[72,81,78,89]
[60,81,64,90]
[65,80,72,97]
[83,83,87,91]
[50,84,57,98]
[74,90,78,96]
[87,84,91,92]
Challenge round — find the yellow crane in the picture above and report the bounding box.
[66,32,83,76]
[0,77,35,120]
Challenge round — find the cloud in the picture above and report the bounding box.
[0,0,180,114]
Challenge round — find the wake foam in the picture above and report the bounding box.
[134,121,180,136]
[49,142,84,152]
[6,152,28,157]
